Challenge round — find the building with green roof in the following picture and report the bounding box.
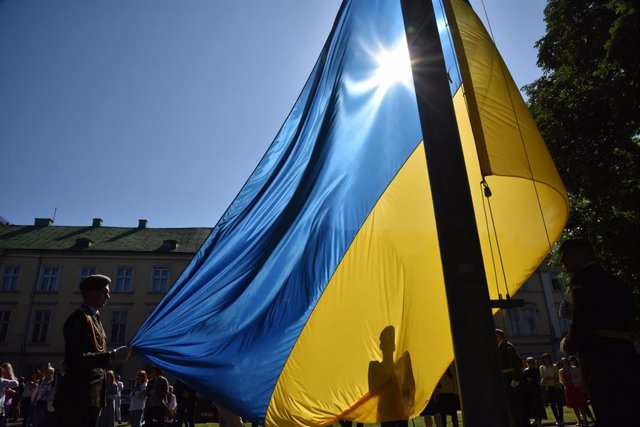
[0,217,210,379]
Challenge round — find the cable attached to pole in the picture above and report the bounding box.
[481,178,512,330]
[480,0,554,253]
[481,179,510,300]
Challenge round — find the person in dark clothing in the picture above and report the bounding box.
[437,365,460,427]
[54,275,129,427]
[144,366,169,427]
[173,379,196,427]
[559,238,640,427]
[522,357,546,427]
[21,370,40,427]
[495,329,529,427]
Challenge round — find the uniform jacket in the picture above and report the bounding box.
[497,340,524,385]
[563,263,634,355]
[57,304,111,408]
[562,263,637,385]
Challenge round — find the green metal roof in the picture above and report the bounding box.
[0,224,211,253]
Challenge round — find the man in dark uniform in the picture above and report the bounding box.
[495,329,528,427]
[559,238,640,427]
[55,274,129,427]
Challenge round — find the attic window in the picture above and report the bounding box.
[76,237,94,249]
[34,218,53,227]
[160,239,179,251]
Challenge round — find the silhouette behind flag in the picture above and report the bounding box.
[368,326,415,425]
[130,1,568,426]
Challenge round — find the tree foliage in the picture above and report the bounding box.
[525,0,639,284]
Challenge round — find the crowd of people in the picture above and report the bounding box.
[0,274,245,427]
[1,353,590,427]
[0,351,622,427]
[0,362,202,427]
[498,341,597,427]
[121,367,199,427]
[0,362,63,427]
[496,238,640,427]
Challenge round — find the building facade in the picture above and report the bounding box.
[0,217,210,381]
[1,217,569,383]
[495,263,571,361]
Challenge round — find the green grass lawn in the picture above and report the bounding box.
[191,406,583,426]
[113,406,586,426]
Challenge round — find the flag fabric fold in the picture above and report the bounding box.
[441,0,568,298]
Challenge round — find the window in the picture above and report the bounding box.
[110,311,128,344]
[40,267,59,292]
[77,266,97,290]
[507,307,537,336]
[79,266,97,281]
[555,303,570,335]
[522,307,537,336]
[0,310,10,343]
[31,310,51,343]
[114,268,134,292]
[1,266,21,291]
[151,268,170,293]
[507,309,522,336]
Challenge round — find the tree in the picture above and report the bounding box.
[524,0,639,324]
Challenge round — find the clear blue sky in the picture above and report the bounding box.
[0,0,547,228]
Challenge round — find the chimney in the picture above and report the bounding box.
[138,219,148,229]
[34,218,53,227]
[92,218,103,227]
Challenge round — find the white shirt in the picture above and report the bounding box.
[167,393,177,412]
[129,381,147,412]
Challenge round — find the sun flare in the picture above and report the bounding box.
[372,38,413,92]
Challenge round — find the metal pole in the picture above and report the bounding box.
[399,1,509,425]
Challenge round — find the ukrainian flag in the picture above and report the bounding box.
[130,1,568,425]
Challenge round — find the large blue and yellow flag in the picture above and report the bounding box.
[131,0,568,425]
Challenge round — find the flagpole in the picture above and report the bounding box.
[399,1,509,426]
